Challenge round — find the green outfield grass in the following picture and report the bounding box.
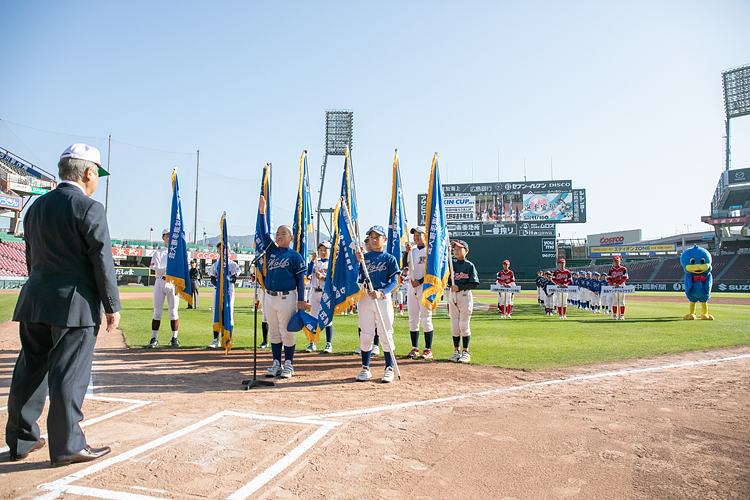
[1,291,747,371]
[114,293,750,370]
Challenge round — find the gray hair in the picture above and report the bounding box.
[58,157,97,182]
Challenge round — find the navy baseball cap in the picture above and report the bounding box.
[367,225,386,237]
[452,239,469,251]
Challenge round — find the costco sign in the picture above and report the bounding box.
[587,229,641,248]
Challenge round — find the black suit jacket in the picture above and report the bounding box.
[13,182,121,327]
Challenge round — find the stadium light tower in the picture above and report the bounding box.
[722,64,750,171]
[315,110,354,244]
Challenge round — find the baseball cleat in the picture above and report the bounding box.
[147,338,158,348]
[381,366,395,383]
[356,366,372,381]
[208,338,220,349]
[450,350,461,362]
[280,361,294,379]
[420,349,433,359]
[266,361,282,377]
[407,348,420,359]
[459,351,471,363]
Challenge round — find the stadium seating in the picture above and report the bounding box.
[719,254,750,283]
[0,240,27,277]
[624,259,660,281]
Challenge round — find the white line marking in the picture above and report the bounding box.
[38,411,340,500]
[313,353,750,419]
[0,396,151,454]
[227,422,338,500]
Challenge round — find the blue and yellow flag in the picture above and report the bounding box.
[253,163,272,290]
[292,151,313,262]
[340,145,357,223]
[317,200,364,331]
[387,150,407,269]
[213,214,233,354]
[165,169,192,306]
[421,154,450,311]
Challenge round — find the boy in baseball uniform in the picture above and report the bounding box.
[496,259,515,318]
[404,226,434,359]
[306,241,333,353]
[207,242,241,348]
[148,229,180,347]
[258,196,306,378]
[552,258,572,319]
[608,256,629,320]
[448,240,479,363]
[355,225,400,383]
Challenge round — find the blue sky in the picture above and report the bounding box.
[1,0,749,243]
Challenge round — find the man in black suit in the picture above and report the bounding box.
[5,143,121,467]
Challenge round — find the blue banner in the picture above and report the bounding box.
[165,170,192,306]
[317,200,364,331]
[387,150,406,270]
[340,145,357,223]
[253,163,272,290]
[292,151,313,262]
[421,154,450,311]
[213,214,233,353]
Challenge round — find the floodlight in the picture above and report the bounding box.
[723,65,750,119]
[325,110,353,155]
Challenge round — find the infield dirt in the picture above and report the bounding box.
[1,318,748,500]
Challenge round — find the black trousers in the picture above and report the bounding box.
[191,280,200,308]
[5,322,98,462]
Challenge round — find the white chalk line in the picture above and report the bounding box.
[0,396,152,455]
[36,410,339,500]
[312,352,750,419]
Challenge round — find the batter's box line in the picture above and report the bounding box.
[0,396,152,455]
[35,410,340,500]
[310,353,750,420]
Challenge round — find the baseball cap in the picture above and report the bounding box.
[544,270,551,275]
[452,239,469,251]
[60,144,109,177]
[286,309,318,333]
[503,259,510,265]
[410,226,426,235]
[558,258,566,263]
[613,255,622,261]
[162,229,170,236]
[367,225,386,237]
[319,240,332,249]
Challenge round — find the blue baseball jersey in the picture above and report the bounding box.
[259,218,306,293]
[361,250,399,294]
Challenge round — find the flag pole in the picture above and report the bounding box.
[341,197,401,380]
[395,149,417,295]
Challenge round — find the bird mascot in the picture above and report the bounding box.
[680,245,714,320]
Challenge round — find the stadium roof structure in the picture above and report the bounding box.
[0,147,57,233]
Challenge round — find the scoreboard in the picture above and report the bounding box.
[417,180,587,282]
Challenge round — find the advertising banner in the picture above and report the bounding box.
[443,196,475,221]
[727,167,750,185]
[701,216,746,226]
[0,193,22,211]
[589,244,677,258]
[587,229,642,246]
[112,248,143,257]
[115,267,150,277]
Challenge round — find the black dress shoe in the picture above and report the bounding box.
[51,445,111,468]
[10,438,46,461]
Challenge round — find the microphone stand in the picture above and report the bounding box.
[243,246,275,390]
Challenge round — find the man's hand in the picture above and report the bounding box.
[368,290,383,300]
[405,242,412,252]
[355,248,364,263]
[297,300,307,311]
[259,195,267,215]
[410,279,420,288]
[105,312,120,332]
[451,285,459,292]
[311,251,318,262]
